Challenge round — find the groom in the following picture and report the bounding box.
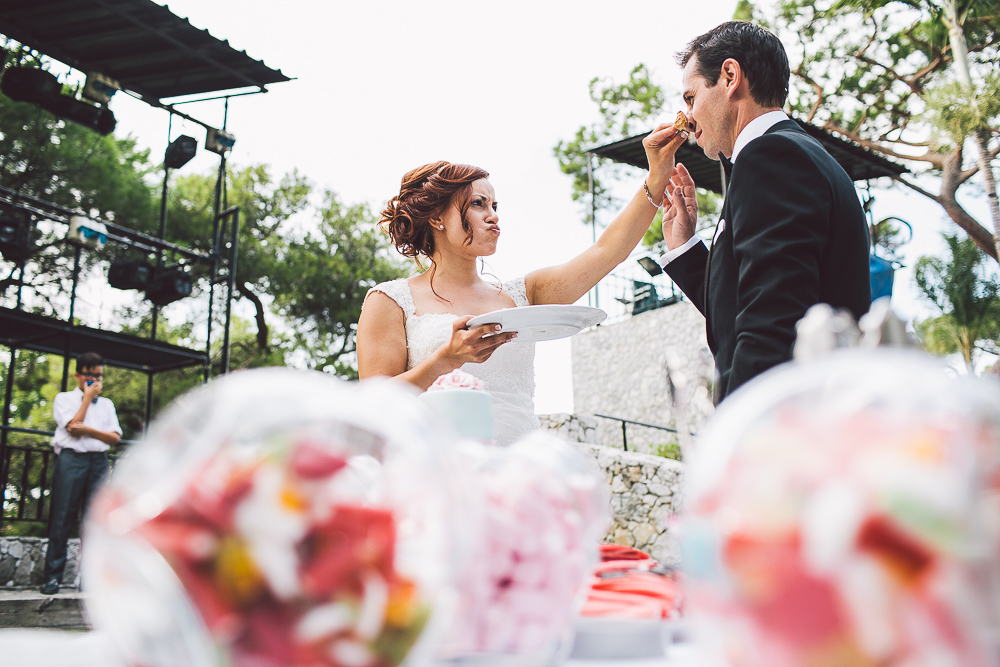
[655,21,871,403]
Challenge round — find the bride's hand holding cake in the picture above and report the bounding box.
[357,124,686,445]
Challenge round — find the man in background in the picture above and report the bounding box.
[40,351,121,595]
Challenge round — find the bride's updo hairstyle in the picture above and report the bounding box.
[379,161,490,262]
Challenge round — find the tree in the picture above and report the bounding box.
[553,65,722,245]
[913,233,1000,371]
[553,64,666,217]
[755,0,1000,261]
[2,36,403,383]
[1,41,158,305]
[268,191,407,378]
[164,164,311,354]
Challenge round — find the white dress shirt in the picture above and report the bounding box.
[52,388,122,454]
[657,110,790,269]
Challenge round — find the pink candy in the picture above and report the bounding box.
[441,433,608,660]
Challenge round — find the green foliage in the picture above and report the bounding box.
[553,65,665,215]
[870,216,913,260]
[733,0,758,21]
[269,191,407,376]
[0,37,410,535]
[759,0,1000,259]
[924,71,1000,146]
[553,64,721,245]
[651,440,683,461]
[0,44,157,222]
[913,233,1000,369]
[162,164,312,352]
[771,0,999,137]
[1,41,159,303]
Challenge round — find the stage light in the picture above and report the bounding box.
[164,135,197,169]
[108,258,154,290]
[146,266,193,306]
[0,207,35,262]
[82,72,120,105]
[637,256,663,277]
[0,67,61,105]
[52,95,116,136]
[1,67,115,136]
[205,127,235,155]
[67,216,108,249]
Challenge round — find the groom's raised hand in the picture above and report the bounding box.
[662,163,698,251]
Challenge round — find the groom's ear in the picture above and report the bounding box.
[721,58,743,98]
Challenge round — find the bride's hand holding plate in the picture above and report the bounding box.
[442,315,517,366]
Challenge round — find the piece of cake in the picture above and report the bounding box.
[419,370,495,441]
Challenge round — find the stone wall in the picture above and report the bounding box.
[1,537,80,588]
[537,412,598,444]
[571,301,715,452]
[535,417,686,565]
[576,443,684,566]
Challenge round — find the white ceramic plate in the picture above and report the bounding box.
[466,305,607,342]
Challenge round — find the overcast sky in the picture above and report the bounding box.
[98,0,990,411]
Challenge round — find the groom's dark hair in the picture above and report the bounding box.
[677,21,790,109]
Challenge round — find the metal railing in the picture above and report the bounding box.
[593,413,677,452]
[588,253,684,325]
[1,424,131,530]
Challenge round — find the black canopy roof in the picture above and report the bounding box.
[589,118,907,195]
[0,0,290,101]
[0,307,206,373]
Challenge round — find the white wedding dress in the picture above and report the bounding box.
[366,277,539,446]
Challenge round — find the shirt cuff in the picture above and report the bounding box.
[657,236,702,269]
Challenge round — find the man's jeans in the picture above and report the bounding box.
[43,449,108,583]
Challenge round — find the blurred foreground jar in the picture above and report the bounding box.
[82,369,462,667]
[682,350,1000,667]
[436,432,610,666]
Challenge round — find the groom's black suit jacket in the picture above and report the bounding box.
[664,119,871,402]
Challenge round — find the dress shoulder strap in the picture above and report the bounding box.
[501,277,529,307]
[365,279,416,318]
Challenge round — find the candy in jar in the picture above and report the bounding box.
[82,369,462,667]
[682,350,1000,667]
[438,431,610,665]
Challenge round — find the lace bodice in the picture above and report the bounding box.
[366,277,539,446]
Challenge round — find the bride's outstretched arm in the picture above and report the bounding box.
[525,122,688,305]
[358,292,515,390]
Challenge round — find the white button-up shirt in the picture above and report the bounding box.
[52,388,122,454]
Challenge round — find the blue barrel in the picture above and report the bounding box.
[869,254,895,301]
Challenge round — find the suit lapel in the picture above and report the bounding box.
[704,152,734,313]
[703,202,728,322]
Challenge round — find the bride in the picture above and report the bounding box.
[357,122,687,445]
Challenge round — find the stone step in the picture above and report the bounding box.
[0,588,90,631]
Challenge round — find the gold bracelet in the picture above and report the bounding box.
[643,181,663,208]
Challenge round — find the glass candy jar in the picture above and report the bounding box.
[82,369,463,667]
[682,350,1000,667]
